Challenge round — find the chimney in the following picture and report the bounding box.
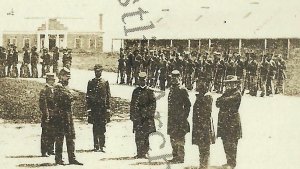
[99,14,103,31]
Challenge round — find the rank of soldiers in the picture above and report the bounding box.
[0,44,72,78]
[117,46,287,96]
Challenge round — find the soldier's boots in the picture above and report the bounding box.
[69,159,83,165]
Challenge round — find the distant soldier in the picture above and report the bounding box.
[0,47,6,77]
[62,49,72,70]
[20,48,31,78]
[86,64,111,152]
[11,46,19,78]
[41,49,51,77]
[275,55,286,94]
[259,55,269,97]
[130,72,156,158]
[31,46,39,78]
[246,53,258,96]
[52,47,60,75]
[39,73,56,157]
[185,57,195,90]
[118,48,126,84]
[167,70,191,163]
[214,58,226,93]
[205,58,214,91]
[6,46,13,77]
[53,68,83,165]
[266,54,277,96]
[216,75,242,169]
[133,50,142,85]
[126,49,134,85]
[192,76,215,169]
[159,58,168,91]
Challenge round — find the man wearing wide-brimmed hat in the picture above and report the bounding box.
[216,75,242,169]
[130,72,156,158]
[86,64,111,152]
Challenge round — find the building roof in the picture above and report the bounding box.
[0,15,101,33]
[115,0,300,39]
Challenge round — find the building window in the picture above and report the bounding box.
[9,38,17,46]
[89,39,96,49]
[75,38,82,49]
[23,38,30,48]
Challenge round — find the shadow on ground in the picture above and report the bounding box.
[75,149,95,153]
[17,163,57,168]
[99,156,135,161]
[6,155,41,158]
[184,166,224,169]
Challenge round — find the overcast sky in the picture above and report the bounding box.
[0,0,299,51]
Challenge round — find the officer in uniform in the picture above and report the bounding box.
[130,72,156,158]
[53,68,83,165]
[167,70,191,163]
[259,55,269,97]
[30,46,39,78]
[39,73,56,157]
[159,58,168,91]
[275,55,286,94]
[11,45,19,78]
[247,53,258,96]
[125,48,134,85]
[20,47,31,78]
[62,49,72,69]
[41,48,51,77]
[86,64,111,152]
[6,46,13,77]
[192,76,215,169]
[216,75,242,169]
[266,54,277,96]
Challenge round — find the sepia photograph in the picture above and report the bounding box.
[0,0,300,169]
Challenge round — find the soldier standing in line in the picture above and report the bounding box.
[216,75,242,169]
[53,68,83,165]
[39,73,56,157]
[205,57,214,92]
[167,70,191,163]
[214,58,226,93]
[62,49,72,70]
[20,47,31,78]
[126,48,134,85]
[246,53,258,96]
[86,64,111,152]
[259,55,269,97]
[31,46,39,78]
[6,46,13,77]
[118,48,126,84]
[41,49,51,77]
[275,55,286,94]
[159,57,168,91]
[185,56,195,90]
[11,45,19,78]
[234,54,244,91]
[130,72,156,158]
[52,47,60,75]
[0,47,6,77]
[192,76,215,169]
[266,54,277,96]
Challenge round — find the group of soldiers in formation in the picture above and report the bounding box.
[39,62,242,169]
[118,46,287,97]
[0,44,73,78]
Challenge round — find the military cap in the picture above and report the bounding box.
[94,64,103,71]
[171,70,180,77]
[46,73,56,80]
[59,67,71,77]
[138,72,147,79]
[223,75,240,83]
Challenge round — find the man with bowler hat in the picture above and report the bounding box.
[86,64,111,152]
[130,72,156,158]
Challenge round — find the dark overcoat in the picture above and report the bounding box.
[86,78,111,132]
[216,88,242,140]
[192,93,215,146]
[167,86,191,137]
[39,85,55,128]
[53,83,76,139]
[130,86,156,134]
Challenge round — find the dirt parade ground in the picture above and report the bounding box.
[0,68,300,169]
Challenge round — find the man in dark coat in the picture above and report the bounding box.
[216,75,242,169]
[167,70,191,163]
[192,77,215,169]
[246,53,258,96]
[52,47,60,75]
[130,72,156,158]
[20,48,31,78]
[118,49,126,84]
[86,64,111,152]
[53,68,83,165]
[39,73,56,157]
[0,47,6,77]
[30,46,39,78]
